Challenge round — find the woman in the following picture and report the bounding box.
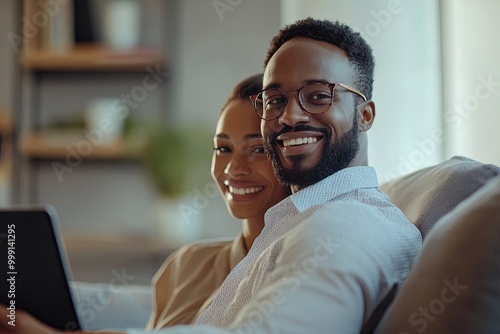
[146,73,291,329]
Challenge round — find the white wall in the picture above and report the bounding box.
[281,0,443,182]
[174,0,282,129]
[441,0,500,165]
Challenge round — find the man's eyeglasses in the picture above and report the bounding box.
[249,82,367,121]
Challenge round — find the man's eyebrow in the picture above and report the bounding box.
[305,79,331,85]
[263,79,331,90]
[263,82,281,90]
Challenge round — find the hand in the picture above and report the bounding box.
[0,304,61,334]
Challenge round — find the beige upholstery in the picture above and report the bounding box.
[380,156,500,238]
[376,176,500,333]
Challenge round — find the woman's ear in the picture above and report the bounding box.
[358,100,376,132]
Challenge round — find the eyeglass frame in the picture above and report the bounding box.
[249,82,367,121]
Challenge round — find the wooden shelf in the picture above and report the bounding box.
[0,110,12,135]
[19,131,146,160]
[64,234,175,256]
[20,44,166,71]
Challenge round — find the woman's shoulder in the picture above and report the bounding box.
[152,236,241,285]
[175,236,236,258]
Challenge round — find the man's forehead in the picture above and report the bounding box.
[263,38,353,87]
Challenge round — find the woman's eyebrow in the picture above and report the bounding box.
[215,133,261,140]
[244,134,262,140]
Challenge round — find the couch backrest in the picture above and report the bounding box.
[379,156,500,238]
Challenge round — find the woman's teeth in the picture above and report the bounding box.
[228,186,263,195]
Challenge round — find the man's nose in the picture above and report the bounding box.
[278,94,310,127]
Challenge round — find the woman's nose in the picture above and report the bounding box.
[224,157,251,177]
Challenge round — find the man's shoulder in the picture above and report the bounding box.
[282,194,421,255]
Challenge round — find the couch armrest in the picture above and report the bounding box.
[70,281,152,330]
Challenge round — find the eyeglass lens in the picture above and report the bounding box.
[255,83,333,120]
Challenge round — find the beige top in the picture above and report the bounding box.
[146,233,247,330]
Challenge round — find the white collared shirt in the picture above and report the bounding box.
[128,166,422,334]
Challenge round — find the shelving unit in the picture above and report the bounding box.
[16,0,172,283]
[18,46,167,202]
[17,0,168,200]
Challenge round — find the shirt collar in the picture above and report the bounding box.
[290,166,379,212]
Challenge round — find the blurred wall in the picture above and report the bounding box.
[173,0,281,128]
[441,0,500,165]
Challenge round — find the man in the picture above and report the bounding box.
[0,18,421,334]
[192,17,422,333]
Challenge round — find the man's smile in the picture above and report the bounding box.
[276,131,325,155]
[282,137,317,147]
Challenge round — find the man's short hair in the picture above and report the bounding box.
[265,17,375,101]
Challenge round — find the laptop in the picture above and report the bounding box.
[0,205,82,331]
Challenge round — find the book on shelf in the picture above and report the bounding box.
[39,0,74,52]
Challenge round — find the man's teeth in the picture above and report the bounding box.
[228,186,263,195]
[283,137,318,147]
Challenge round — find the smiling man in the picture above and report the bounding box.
[259,24,374,192]
[193,18,422,333]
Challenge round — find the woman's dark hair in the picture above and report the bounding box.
[264,18,374,100]
[221,73,263,111]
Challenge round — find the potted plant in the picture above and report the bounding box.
[142,124,213,246]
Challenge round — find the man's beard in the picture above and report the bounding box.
[264,114,360,188]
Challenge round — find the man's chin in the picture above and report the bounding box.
[274,162,318,188]
[270,150,324,187]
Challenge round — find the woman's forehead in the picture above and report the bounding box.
[215,100,262,139]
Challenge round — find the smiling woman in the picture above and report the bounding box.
[146,73,291,329]
[212,97,291,250]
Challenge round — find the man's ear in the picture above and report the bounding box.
[357,100,375,132]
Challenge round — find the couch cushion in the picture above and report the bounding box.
[380,156,500,238]
[375,176,500,334]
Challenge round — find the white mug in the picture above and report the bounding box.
[84,98,128,145]
[102,0,141,50]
